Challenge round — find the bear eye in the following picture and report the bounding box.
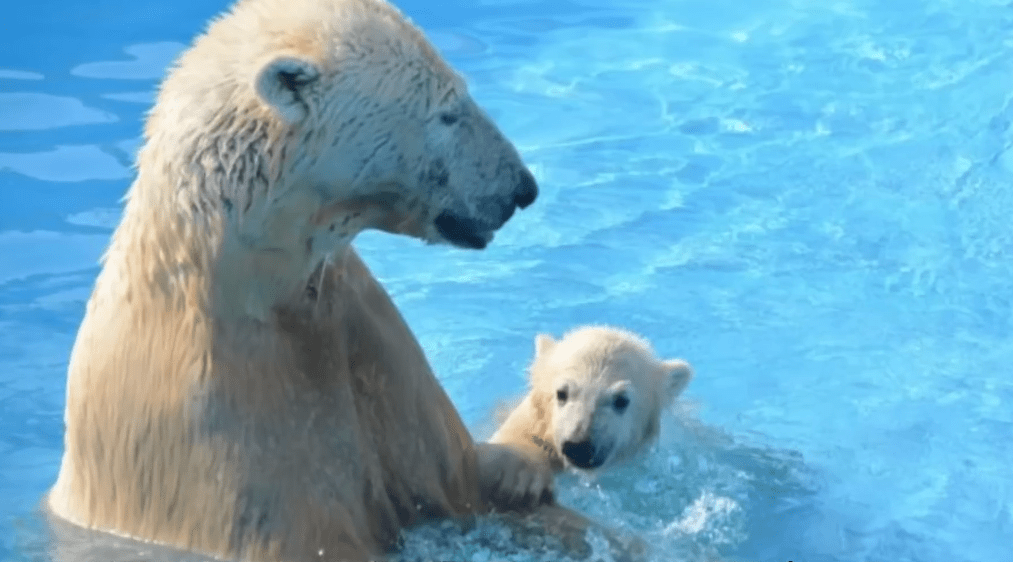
[439,113,458,125]
[556,388,568,404]
[612,394,630,413]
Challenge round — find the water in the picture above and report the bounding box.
[2,0,1011,560]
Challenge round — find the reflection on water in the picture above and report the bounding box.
[0,145,129,182]
[0,70,45,80]
[70,43,185,80]
[18,512,221,562]
[0,94,117,132]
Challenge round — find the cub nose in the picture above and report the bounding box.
[514,169,538,209]
[561,440,602,469]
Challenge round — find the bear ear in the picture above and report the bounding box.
[661,359,693,402]
[254,55,321,124]
[534,334,557,357]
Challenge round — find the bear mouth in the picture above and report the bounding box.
[433,211,495,250]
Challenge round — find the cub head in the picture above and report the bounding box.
[247,0,537,250]
[530,326,693,471]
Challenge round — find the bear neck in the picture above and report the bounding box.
[97,112,365,323]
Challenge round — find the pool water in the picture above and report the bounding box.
[2,0,1011,560]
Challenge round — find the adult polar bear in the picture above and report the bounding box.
[44,0,588,560]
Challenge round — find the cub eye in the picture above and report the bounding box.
[439,113,458,125]
[556,388,568,404]
[612,394,630,413]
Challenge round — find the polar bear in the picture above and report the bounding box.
[490,326,693,485]
[41,0,622,560]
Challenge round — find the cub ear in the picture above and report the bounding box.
[534,334,557,357]
[661,359,693,402]
[254,55,321,124]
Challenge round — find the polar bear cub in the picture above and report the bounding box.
[491,326,693,476]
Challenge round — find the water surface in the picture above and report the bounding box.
[2,0,1011,560]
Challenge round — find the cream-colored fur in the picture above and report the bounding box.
[41,0,606,560]
[491,326,693,487]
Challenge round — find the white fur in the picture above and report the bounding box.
[489,326,693,499]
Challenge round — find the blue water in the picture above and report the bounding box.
[2,0,1011,560]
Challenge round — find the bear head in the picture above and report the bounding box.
[249,0,537,250]
[148,0,536,268]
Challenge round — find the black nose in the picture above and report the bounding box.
[561,440,603,469]
[514,169,538,209]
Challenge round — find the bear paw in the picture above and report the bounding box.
[476,442,554,511]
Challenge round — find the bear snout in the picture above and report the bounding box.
[561,440,606,470]
[492,170,537,224]
[514,169,538,209]
[433,172,537,250]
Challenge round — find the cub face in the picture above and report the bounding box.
[532,328,692,471]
